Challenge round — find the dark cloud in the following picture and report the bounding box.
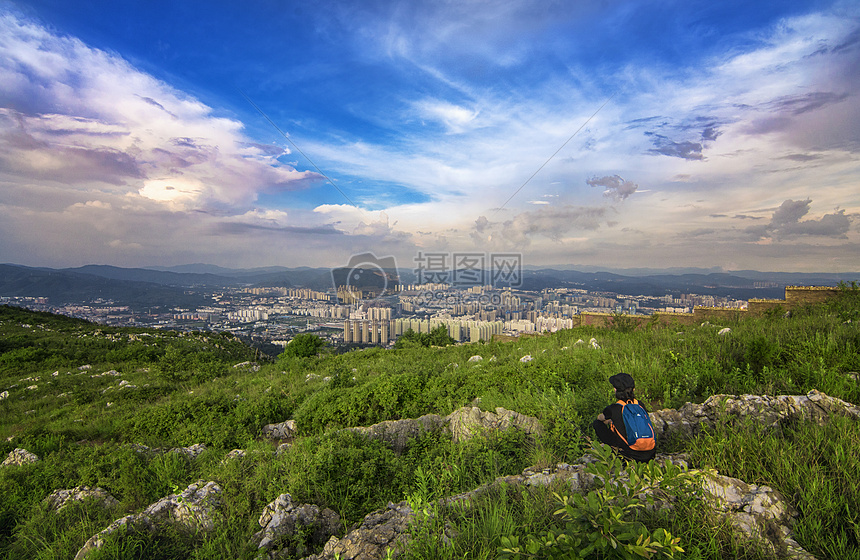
[686,228,716,237]
[474,215,489,233]
[831,26,860,54]
[239,142,288,157]
[137,96,176,118]
[779,153,821,162]
[0,124,142,184]
[171,137,201,148]
[586,174,638,201]
[215,222,343,235]
[624,115,665,130]
[771,92,849,116]
[647,139,704,160]
[745,199,853,240]
[772,198,812,225]
[702,126,720,141]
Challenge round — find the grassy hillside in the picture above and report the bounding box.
[1,287,859,559]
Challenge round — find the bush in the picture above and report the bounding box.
[280,334,326,359]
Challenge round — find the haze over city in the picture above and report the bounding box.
[1,0,858,273]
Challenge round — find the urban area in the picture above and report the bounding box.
[2,278,748,352]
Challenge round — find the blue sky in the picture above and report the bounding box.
[1,0,858,272]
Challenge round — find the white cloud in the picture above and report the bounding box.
[414,99,480,133]
[0,12,317,213]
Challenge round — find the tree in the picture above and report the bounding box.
[282,333,326,358]
[394,325,455,349]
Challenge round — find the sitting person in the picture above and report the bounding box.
[592,372,656,463]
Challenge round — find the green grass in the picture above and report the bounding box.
[1,284,859,559]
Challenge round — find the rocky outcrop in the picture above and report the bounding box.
[262,419,299,441]
[74,480,222,560]
[651,389,860,440]
[130,443,208,459]
[44,487,119,511]
[346,414,447,453]
[304,501,414,560]
[301,455,815,560]
[699,471,815,559]
[447,406,543,443]
[345,406,543,453]
[2,448,39,466]
[251,493,341,559]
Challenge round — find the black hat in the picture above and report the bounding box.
[608,372,635,390]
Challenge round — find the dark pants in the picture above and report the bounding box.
[592,420,656,463]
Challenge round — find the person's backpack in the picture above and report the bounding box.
[612,399,655,451]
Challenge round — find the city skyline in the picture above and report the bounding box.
[1,1,859,272]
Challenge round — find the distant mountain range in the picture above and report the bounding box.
[1,262,857,307]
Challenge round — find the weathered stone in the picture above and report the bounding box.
[346,406,543,453]
[447,406,543,443]
[697,471,816,559]
[467,355,483,362]
[44,486,120,511]
[251,493,341,558]
[2,448,39,466]
[304,502,414,560]
[170,443,207,459]
[519,355,533,362]
[651,390,860,440]
[74,480,221,560]
[225,449,246,461]
[262,419,299,440]
[346,414,447,453]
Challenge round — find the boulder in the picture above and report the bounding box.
[651,390,860,440]
[299,455,815,560]
[251,493,341,558]
[44,487,120,511]
[75,480,222,560]
[304,501,414,560]
[447,406,543,443]
[171,443,207,459]
[262,420,299,440]
[346,406,543,453]
[2,448,39,466]
[346,414,447,454]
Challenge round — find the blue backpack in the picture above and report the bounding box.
[612,399,655,451]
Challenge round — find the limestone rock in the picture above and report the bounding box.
[651,390,860,440]
[45,486,120,511]
[467,355,483,362]
[304,501,414,560]
[171,443,207,459]
[447,406,543,443]
[225,448,246,461]
[263,420,299,440]
[519,355,533,363]
[74,480,222,560]
[251,493,341,558]
[2,448,39,466]
[698,471,815,559]
[346,414,447,453]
